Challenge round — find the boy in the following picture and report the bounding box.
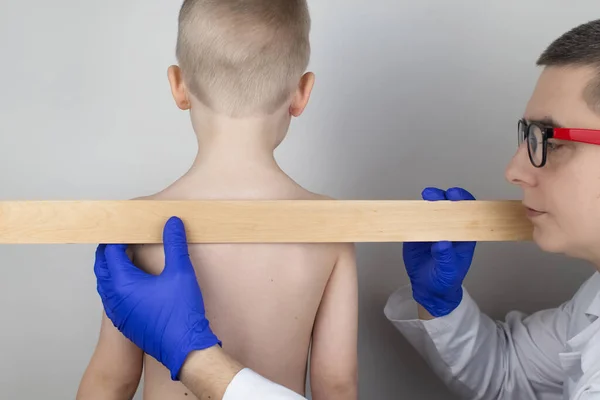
[76,1,359,399]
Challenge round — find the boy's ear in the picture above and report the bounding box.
[290,72,315,117]
[167,65,191,110]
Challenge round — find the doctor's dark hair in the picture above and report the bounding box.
[175,0,311,118]
[537,19,600,112]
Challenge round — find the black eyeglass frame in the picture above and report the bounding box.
[518,118,551,168]
[517,118,600,168]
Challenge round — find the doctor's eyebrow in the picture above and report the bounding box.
[524,117,566,128]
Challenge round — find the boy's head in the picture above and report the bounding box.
[505,19,600,261]
[168,0,314,119]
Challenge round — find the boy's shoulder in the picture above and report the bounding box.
[129,188,354,253]
[295,187,335,201]
[307,193,334,201]
[299,191,357,256]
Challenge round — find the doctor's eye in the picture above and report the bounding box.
[547,141,563,151]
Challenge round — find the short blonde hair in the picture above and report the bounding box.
[176,0,311,117]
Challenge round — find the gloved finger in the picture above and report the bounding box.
[96,283,106,301]
[94,282,116,325]
[431,242,467,284]
[445,188,477,248]
[93,244,110,280]
[405,187,446,250]
[103,302,117,328]
[421,187,447,201]
[104,244,137,280]
[454,241,477,259]
[446,187,476,201]
[450,241,476,255]
[162,216,192,276]
[402,242,433,261]
[96,284,112,312]
[431,241,456,269]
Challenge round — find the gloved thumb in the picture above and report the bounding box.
[431,241,456,268]
[162,216,193,276]
[431,241,463,288]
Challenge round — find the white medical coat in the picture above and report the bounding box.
[223,369,307,400]
[385,272,600,399]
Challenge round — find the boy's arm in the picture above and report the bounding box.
[77,245,144,399]
[76,312,144,400]
[309,243,359,400]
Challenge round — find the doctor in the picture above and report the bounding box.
[94,217,306,400]
[385,18,600,400]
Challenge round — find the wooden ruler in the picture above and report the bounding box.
[0,200,533,244]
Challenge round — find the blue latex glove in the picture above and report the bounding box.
[94,216,221,381]
[403,187,477,317]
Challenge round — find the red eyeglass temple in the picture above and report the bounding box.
[553,128,600,145]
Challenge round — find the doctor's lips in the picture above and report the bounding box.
[524,205,546,217]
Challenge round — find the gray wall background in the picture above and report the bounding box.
[0,1,598,398]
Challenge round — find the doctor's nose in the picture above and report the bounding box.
[505,144,538,188]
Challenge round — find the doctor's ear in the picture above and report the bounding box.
[167,65,191,110]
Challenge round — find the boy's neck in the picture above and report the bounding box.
[192,130,279,173]
[188,106,289,176]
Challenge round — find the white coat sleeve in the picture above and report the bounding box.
[384,285,574,400]
[223,368,307,400]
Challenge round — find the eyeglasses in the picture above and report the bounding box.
[518,118,600,167]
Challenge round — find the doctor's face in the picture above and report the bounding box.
[505,66,600,262]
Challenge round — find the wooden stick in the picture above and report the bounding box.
[0,200,533,244]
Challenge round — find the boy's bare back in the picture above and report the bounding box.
[77,1,358,399]
[132,182,357,399]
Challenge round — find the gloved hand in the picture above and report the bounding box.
[403,187,477,317]
[94,216,221,381]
